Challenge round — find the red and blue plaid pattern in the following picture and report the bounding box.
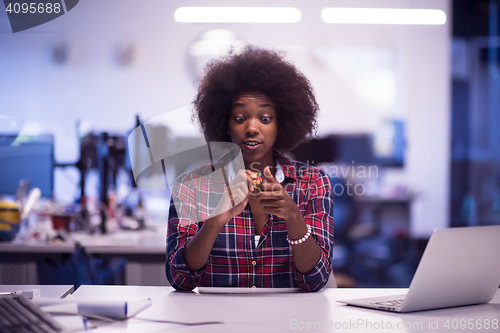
[166,150,334,291]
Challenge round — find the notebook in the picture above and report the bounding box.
[338,225,500,312]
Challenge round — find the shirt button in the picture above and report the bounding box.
[252,260,257,266]
[252,286,256,288]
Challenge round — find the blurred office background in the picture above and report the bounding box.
[0,0,498,288]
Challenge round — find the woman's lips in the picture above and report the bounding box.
[242,141,262,150]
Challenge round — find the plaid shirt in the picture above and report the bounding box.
[166,150,334,291]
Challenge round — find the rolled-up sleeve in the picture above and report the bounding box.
[166,179,206,291]
[294,169,334,291]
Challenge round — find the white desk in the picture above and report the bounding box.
[0,285,74,298]
[70,285,500,332]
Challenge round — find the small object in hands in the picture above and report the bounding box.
[286,225,312,245]
[251,172,262,187]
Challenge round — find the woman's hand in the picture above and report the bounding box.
[257,167,301,221]
[257,166,321,274]
[208,169,253,226]
[184,169,253,273]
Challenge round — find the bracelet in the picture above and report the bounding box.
[286,225,312,245]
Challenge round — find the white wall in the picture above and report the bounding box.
[0,0,450,237]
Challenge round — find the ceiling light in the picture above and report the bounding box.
[321,8,446,25]
[174,7,301,23]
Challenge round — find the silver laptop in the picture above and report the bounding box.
[338,225,500,312]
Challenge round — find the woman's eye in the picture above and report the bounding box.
[261,117,271,124]
[235,116,245,123]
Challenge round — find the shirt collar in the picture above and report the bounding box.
[225,149,296,183]
[274,159,285,183]
[273,150,297,182]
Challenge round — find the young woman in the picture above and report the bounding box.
[166,47,334,291]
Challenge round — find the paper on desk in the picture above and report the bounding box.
[33,297,152,319]
[39,301,78,314]
[51,315,86,333]
[39,302,86,332]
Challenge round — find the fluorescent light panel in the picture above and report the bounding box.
[321,8,446,25]
[174,7,301,23]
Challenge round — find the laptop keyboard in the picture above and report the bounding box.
[370,299,405,307]
[0,294,64,332]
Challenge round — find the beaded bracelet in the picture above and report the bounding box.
[286,225,312,245]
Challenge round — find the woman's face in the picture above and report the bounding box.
[228,92,278,168]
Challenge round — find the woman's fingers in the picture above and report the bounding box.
[262,206,280,215]
[231,170,252,192]
[232,187,245,201]
[260,182,283,192]
[232,169,253,192]
[244,172,254,192]
[227,186,249,207]
[246,169,257,179]
[259,198,282,207]
[258,189,284,201]
[230,179,250,198]
[227,171,250,194]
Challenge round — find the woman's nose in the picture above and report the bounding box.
[246,119,259,135]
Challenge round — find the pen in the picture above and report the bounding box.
[0,292,15,295]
